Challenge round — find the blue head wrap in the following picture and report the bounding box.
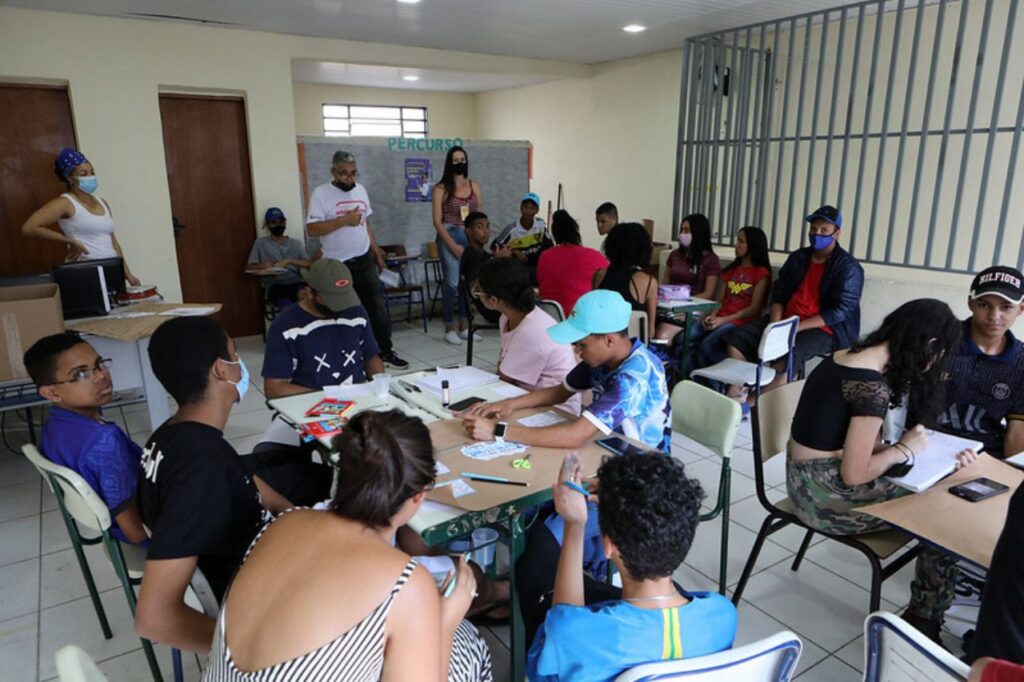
[56,148,89,180]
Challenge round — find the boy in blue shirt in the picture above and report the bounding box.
[527,452,736,681]
[461,289,671,451]
[25,333,148,545]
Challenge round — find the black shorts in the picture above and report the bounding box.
[726,315,835,377]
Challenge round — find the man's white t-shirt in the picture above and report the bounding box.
[306,182,373,263]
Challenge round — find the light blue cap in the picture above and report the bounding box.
[521,192,541,207]
[547,290,632,344]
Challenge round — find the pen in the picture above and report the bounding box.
[561,480,590,497]
[461,472,529,487]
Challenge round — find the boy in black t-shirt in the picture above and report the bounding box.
[135,317,290,654]
[460,211,506,325]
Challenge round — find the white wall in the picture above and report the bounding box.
[292,82,478,139]
[0,6,584,301]
[476,50,683,247]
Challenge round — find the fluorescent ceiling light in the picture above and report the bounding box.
[622,24,646,33]
[397,0,422,4]
[402,75,420,82]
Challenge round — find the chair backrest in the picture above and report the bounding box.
[55,645,108,682]
[671,381,741,460]
[23,444,112,534]
[537,298,565,322]
[862,611,969,681]
[629,310,649,345]
[757,316,799,366]
[658,248,672,284]
[615,631,803,682]
[188,566,221,618]
[754,380,804,463]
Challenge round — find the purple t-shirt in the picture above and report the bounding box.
[262,302,380,388]
[41,407,142,543]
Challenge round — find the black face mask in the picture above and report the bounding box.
[312,301,337,318]
[268,224,286,237]
[333,180,356,192]
[452,162,468,176]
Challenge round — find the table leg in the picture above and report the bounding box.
[508,517,526,682]
[138,337,171,431]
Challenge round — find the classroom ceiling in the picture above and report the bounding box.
[7,0,846,64]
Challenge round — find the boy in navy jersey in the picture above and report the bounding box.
[932,266,1024,459]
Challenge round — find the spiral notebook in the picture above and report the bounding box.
[883,430,984,493]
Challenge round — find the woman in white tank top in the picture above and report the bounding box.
[21,148,140,285]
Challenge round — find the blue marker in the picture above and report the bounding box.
[561,480,590,498]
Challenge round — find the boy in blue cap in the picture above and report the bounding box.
[493,191,552,283]
[245,207,311,309]
[462,288,670,451]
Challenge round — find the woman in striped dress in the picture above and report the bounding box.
[202,410,492,682]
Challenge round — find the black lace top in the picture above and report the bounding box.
[790,355,891,451]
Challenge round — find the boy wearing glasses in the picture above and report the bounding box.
[725,204,864,388]
[24,332,148,544]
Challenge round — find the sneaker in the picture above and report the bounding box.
[381,350,409,369]
[458,329,483,342]
[445,330,463,345]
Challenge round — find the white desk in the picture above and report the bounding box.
[391,369,524,420]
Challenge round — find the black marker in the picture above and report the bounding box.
[441,379,451,408]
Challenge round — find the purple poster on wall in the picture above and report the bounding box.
[405,158,432,202]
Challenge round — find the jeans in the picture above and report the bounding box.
[694,321,737,368]
[344,251,393,355]
[437,225,469,326]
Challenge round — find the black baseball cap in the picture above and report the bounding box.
[805,205,843,229]
[970,266,1024,304]
[265,207,285,223]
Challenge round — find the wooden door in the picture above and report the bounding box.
[158,95,261,337]
[0,84,78,276]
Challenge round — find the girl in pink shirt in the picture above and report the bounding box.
[474,257,581,415]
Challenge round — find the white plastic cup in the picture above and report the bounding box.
[470,528,499,568]
[372,373,390,398]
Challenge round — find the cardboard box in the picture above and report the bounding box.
[0,284,64,383]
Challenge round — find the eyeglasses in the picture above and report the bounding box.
[334,170,359,180]
[50,358,113,385]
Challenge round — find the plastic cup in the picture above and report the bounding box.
[470,528,499,568]
[372,373,390,398]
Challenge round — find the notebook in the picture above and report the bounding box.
[883,430,984,492]
[414,366,500,396]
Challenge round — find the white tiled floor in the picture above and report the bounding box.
[0,319,974,681]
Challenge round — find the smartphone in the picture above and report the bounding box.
[596,436,647,457]
[948,477,1010,502]
[448,396,485,412]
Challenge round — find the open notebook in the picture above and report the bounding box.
[883,430,983,492]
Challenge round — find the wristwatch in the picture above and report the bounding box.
[494,421,509,442]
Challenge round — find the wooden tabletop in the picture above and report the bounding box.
[860,454,1023,568]
[65,302,221,342]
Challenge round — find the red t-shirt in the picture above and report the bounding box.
[784,261,832,334]
[983,659,1024,682]
[536,244,609,316]
[717,265,771,325]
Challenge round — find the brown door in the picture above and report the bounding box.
[0,84,78,276]
[159,94,261,337]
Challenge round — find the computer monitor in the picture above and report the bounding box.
[52,258,126,320]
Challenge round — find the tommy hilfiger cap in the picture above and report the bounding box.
[970,266,1024,304]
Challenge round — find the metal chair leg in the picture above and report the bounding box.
[172,648,183,682]
[718,467,731,595]
[62,514,113,639]
[867,552,884,613]
[105,536,163,682]
[791,529,815,571]
[465,323,474,366]
[732,513,776,605]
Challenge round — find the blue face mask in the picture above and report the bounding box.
[809,232,834,251]
[77,176,98,194]
[222,358,249,402]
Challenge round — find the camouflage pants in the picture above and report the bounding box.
[786,455,958,622]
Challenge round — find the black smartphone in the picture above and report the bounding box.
[596,436,647,458]
[448,396,485,412]
[948,477,1010,502]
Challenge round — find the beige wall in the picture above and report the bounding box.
[0,6,584,301]
[476,50,683,247]
[293,82,478,139]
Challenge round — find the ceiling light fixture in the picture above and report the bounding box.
[397,0,422,4]
[402,75,420,82]
[622,24,646,33]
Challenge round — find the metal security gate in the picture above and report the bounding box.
[673,0,1024,274]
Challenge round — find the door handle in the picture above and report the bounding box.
[172,216,186,238]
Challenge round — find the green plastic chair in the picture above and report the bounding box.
[670,380,742,595]
[22,444,164,682]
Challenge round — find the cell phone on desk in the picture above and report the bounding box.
[448,396,485,412]
[596,436,647,458]
[948,477,1009,502]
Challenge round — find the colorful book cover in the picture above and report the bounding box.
[305,399,356,418]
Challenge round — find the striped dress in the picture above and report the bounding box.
[202,521,493,681]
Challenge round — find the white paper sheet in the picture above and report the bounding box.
[162,306,219,316]
[883,430,984,492]
[415,366,499,396]
[461,441,529,461]
[324,383,375,399]
[435,461,451,476]
[517,410,568,428]
[450,479,476,498]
